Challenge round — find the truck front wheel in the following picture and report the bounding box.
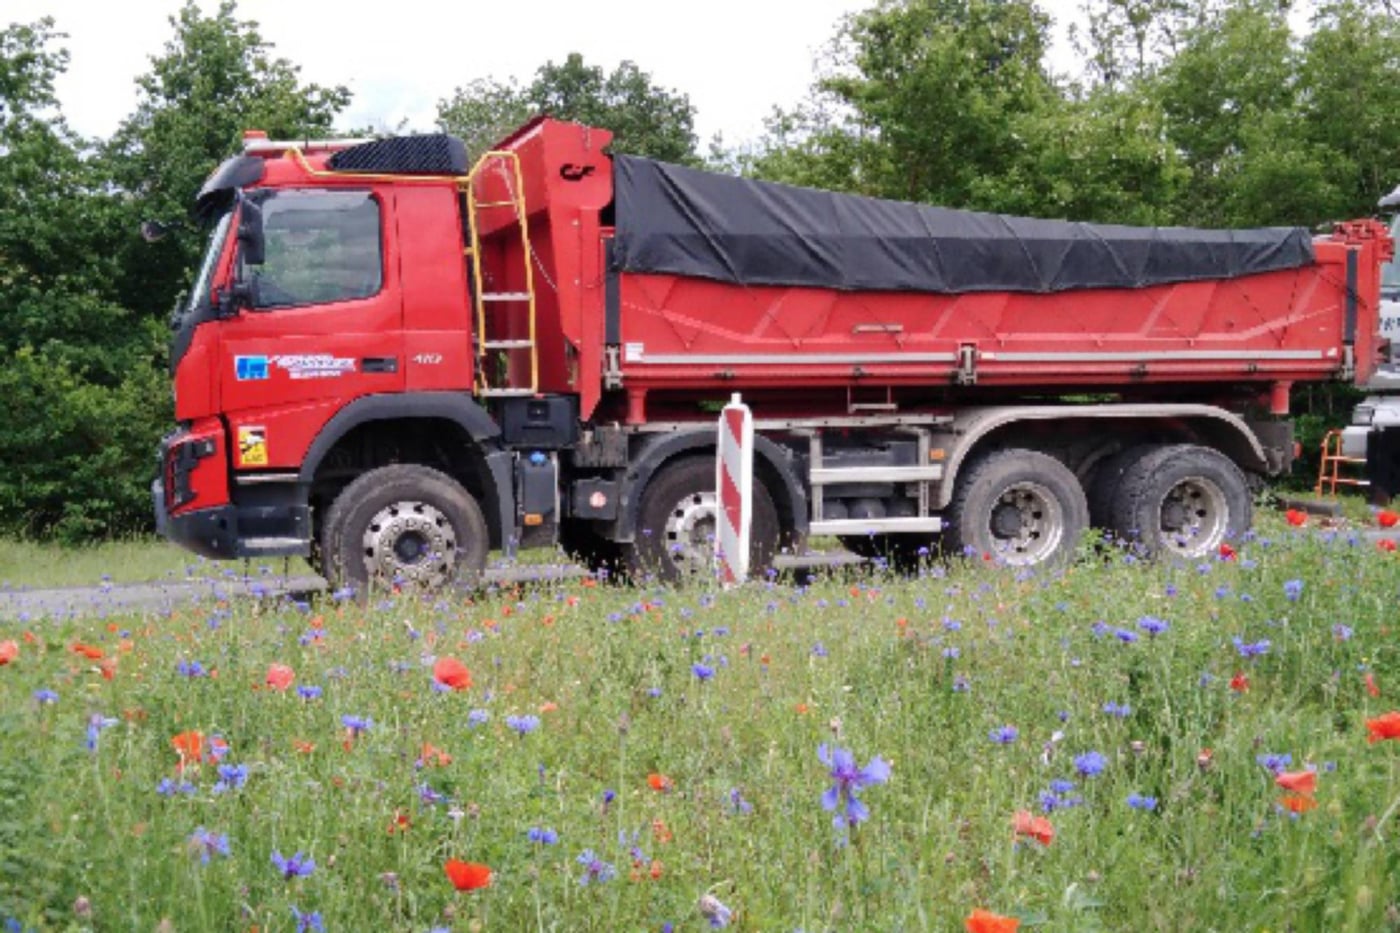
[945,449,1089,567]
[1108,444,1251,560]
[627,455,779,584]
[322,465,489,596]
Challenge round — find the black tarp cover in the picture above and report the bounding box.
[610,155,1315,294]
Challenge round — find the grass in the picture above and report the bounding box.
[1,515,1399,930]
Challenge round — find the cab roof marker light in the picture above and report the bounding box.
[242,137,377,155]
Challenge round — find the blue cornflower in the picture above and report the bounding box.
[1232,636,1271,659]
[1114,628,1139,644]
[1333,624,1354,641]
[1256,752,1292,774]
[32,689,58,705]
[156,778,197,797]
[1090,621,1110,638]
[467,709,490,727]
[1126,793,1158,811]
[602,788,616,805]
[85,714,118,752]
[1283,579,1304,602]
[1050,779,1076,794]
[418,783,445,805]
[291,907,324,932]
[952,675,970,693]
[176,660,207,677]
[729,788,754,814]
[296,685,323,700]
[272,850,316,880]
[341,714,372,735]
[1137,616,1169,636]
[1074,751,1107,778]
[692,663,715,681]
[1102,701,1132,718]
[188,827,230,863]
[213,763,248,793]
[988,725,1019,745]
[811,642,829,658]
[506,714,540,736]
[699,893,733,928]
[576,849,616,885]
[527,826,559,845]
[818,744,891,829]
[942,646,960,659]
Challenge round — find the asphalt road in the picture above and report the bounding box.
[0,552,867,621]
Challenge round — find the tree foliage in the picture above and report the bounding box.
[438,53,698,162]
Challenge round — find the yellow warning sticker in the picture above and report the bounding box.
[238,426,268,467]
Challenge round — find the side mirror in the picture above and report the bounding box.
[214,278,261,318]
[238,200,265,266]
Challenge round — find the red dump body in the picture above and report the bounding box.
[475,118,1391,422]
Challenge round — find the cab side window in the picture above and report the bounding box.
[247,190,381,309]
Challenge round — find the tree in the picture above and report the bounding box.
[438,53,698,163]
[0,20,168,539]
[792,0,1057,207]
[102,0,351,321]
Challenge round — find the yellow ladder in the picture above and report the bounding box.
[1315,428,1369,497]
[463,149,538,397]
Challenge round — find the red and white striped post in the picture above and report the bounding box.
[715,392,753,585]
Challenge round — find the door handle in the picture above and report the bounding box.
[361,357,398,374]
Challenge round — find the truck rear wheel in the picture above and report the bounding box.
[322,464,488,596]
[1087,443,1156,530]
[1108,444,1251,560]
[627,455,779,584]
[945,449,1088,567]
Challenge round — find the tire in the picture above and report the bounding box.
[626,455,780,584]
[944,448,1089,568]
[1087,444,1157,530]
[1109,444,1252,560]
[322,464,489,596]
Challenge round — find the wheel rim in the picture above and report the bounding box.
[661,490,718,576]
[1156,475,1229,558]
[984,481,1064,565]
[361,500,457,588]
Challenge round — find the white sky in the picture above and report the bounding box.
[10,0,1091,147]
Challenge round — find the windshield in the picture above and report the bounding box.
[186,208,233,315]
[1382,215,1400,294]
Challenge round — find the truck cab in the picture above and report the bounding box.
[1342,187,1400,501]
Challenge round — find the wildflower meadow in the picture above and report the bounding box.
[2,517,1400,931]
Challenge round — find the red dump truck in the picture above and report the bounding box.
[153,117,1393,590]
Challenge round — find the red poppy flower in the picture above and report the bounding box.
[1280,793,1317,813]
[71,643,105,660]
[652,818,673,844]
[1366,711,1400,743]
[433,657,472,691]
[418,742,452,768]
[265,663,295,691]
[1378,509,1399,528]
[1274,771,1317,795]
[966,908,1021,933]
[1379,538,1398,553]
[444,858,492,891]
[647,772,673,792]
[1012,810,1055,846]
[1218,542,1237,560]
[0,640,17,665]
[1285,508,1307,527]
[1229,673,1250,693]
[171,730,203,769]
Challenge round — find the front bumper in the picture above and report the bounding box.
[152,477,242,559]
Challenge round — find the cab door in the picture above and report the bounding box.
[217,187,404,471]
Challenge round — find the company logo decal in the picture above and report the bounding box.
[237,426,268,467]
[234,354,356,381]
[235,355,269,381]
